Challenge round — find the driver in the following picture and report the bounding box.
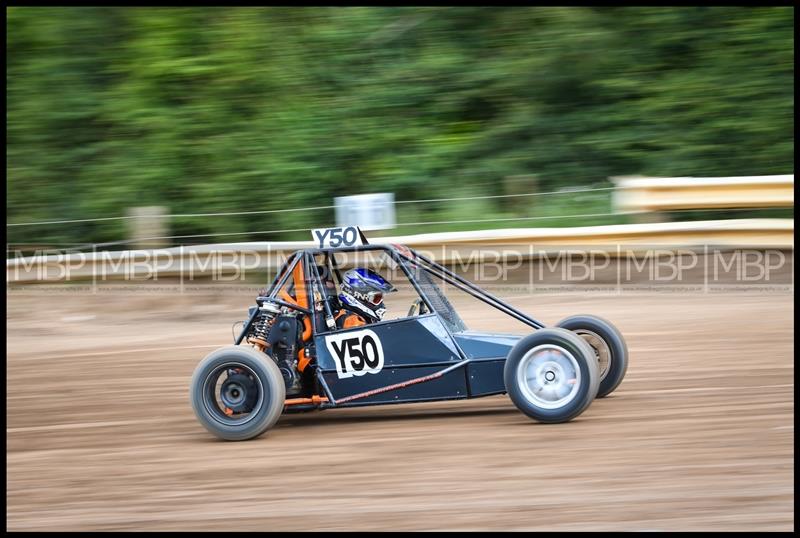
[334,268,396,329]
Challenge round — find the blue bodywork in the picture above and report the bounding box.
[241,243,547,409]
[315,314,523,406]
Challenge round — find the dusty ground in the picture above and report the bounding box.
[6,279,794,531]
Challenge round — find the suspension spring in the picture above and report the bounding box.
[252,311,272,340]
[248,300,281,351]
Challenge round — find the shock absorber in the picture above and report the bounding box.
[248,301,281,351]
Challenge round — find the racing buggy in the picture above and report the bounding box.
[190,226,629,441]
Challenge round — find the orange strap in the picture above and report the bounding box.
[335,310,366,329]
[344,315,366,329]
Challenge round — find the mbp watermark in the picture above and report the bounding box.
[6,243,793,296]
[712,249,787,282]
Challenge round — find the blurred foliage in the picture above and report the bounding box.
[6,7,794,247]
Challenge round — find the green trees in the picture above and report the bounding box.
[6,7,794,247]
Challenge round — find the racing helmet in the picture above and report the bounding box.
[339,268,396,322]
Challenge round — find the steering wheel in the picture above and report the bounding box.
[407,298,429,317]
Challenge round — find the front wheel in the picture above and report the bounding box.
[555,315,628,398]
[504,328,599,423]
[190,345,286,441]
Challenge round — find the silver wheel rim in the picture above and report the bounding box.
[574,329,611,382]
[202,362,265,426]
[517,344,582,409]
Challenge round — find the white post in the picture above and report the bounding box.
[127,206,169,249]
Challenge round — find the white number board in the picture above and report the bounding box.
[312,226,367,249]
[334,192,396,231]
[325,329,385,379]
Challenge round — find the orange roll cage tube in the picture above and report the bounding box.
[284,395,329,406]
[277,261,313,369]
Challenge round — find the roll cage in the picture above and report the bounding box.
[235,244,545,347]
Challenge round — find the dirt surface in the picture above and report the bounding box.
[6,282,794,531]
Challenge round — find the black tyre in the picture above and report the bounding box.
[190,345,286,441]
[556,315,628,398]
[504,328,599,423]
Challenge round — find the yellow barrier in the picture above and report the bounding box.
[611,175,794,212]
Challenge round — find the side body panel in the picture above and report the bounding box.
[315,317,525,404]
[455,332,523,397]
[315,314,468,404]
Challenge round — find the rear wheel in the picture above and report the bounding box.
[190,345,285,441]
[504,328,599,423]
[556,315,628,398]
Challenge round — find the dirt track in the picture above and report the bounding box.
[6,283,794,531]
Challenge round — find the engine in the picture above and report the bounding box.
[247,299,304,396]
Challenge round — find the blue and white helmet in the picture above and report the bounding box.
[339,268,396,321]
